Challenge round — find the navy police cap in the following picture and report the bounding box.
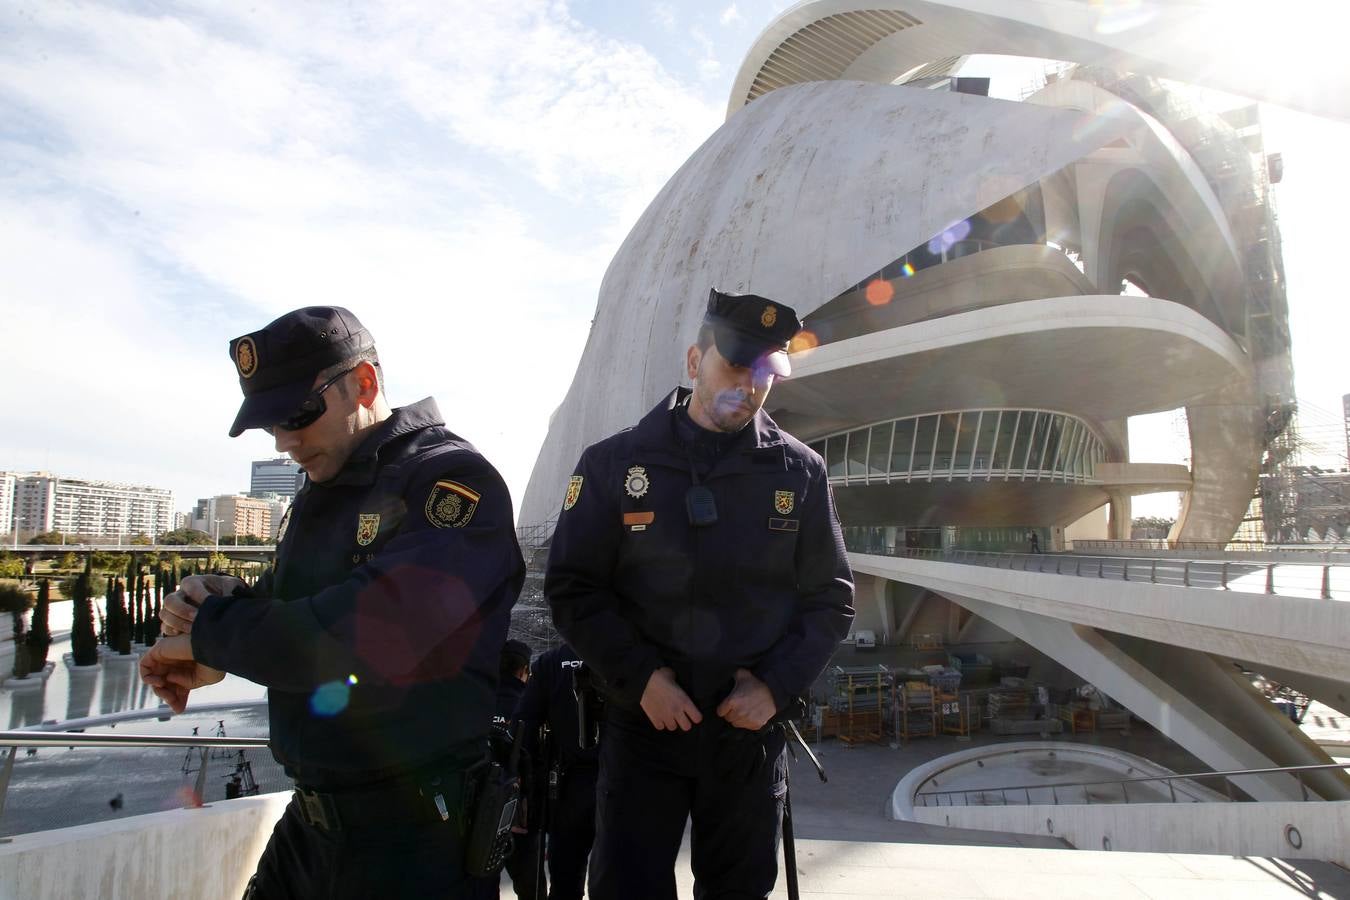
[227,306,374,437]
[703,289,802,377]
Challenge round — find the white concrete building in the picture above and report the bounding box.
[13,472,172,540]
[0,471,17,537]
[519,0,1350,802]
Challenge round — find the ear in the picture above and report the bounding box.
[686,344,701,381]
[353,361,380,408]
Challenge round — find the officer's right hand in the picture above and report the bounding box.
[640,667,703,732]
[160,575,245,635]
[159,591,200,636]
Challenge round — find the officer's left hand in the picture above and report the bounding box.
[716,668,777,730]
[139,635,225,714]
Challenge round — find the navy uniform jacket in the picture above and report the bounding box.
[192,399,525,788]
[514,644,599,769]
[545,388,854,714]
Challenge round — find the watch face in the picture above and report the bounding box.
[624,466,649,500]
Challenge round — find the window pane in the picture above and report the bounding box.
[934,413,960,472]
[891,419,916,473]
[1041,416,1064,474]
[1025,414,1049,472]
[1011,412,1036,472]
[827,435,847,478]
[952,413,978,472]
[912,416,938,473]
[973,412,996,471]
[991,411,1015,470]
[846,429,870,479]
[868,424,892,476]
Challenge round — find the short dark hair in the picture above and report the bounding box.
[318,348,382,398]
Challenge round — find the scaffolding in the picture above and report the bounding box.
[828,665,888,745]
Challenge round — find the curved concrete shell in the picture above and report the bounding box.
[729,0,1350,123]
[520,80,1134,525]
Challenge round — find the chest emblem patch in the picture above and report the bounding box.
[774,490,795,515]
[624,466,650,500]
[426,480,480,528]
[563,475,584,511]
[276,506,292,544]
[356,513,381,546]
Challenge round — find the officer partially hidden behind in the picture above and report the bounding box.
[513,642,601,900]
[139,306,525,898]
[545,290,856,899]
[475,639,540,900]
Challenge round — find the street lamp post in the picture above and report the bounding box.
[213,518,224,553]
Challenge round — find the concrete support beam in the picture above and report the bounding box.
[913,800,1350,869]
[943,593,1331,801]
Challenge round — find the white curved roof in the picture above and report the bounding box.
[730,0,1350,123]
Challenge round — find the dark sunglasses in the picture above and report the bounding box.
[263,365,359,435]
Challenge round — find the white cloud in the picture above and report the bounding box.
[719,4,744,26]
[2,0,723,514]
[651,3,677,31]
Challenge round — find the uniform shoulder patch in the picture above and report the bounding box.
[563,475,583,511]
[425,480,481,528]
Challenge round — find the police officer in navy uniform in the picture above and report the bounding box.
[140,306,524,899]
[545,290,855,900]
[476,638,540,900]
[513,642,600,900]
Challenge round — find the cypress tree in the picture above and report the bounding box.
[113,579,131,654]
[71,557,98,666]
[27,578,52,668]
[133,570,144,645]
[100,575,112,646]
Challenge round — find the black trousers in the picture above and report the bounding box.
[546,765,597,900]
[246,794,470,899]
[588,710,787,900]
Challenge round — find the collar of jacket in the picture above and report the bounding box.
[321,397,445,487]
[633,387,790,461]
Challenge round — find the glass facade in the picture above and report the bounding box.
[809,409,1106,486]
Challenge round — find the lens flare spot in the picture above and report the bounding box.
[347,674,359,686]
[900,262,915,278]
[927,219,972,255]
[310,680,350,717]
[788,330,819,353]
[864,279,894,306]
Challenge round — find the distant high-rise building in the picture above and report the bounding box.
[189,494,274,541]
[250,492,291,540]
[249,458,303,500]
[0,472,18,536]
[13,473,172,540]
[1343,393,1349,465]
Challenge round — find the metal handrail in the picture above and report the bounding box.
[0,731,268,749]
[846,545,1343,599]
[915,761,1350,807]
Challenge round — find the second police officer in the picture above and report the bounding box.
[545,290,856,899]
[513,642,600,900]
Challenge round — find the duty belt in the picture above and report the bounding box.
[293,771,469,833]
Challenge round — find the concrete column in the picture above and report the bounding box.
[1107,491,1132,540]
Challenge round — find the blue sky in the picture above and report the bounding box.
[5,1,1349,525]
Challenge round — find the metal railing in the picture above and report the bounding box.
[0,704,286,839]
[847,545,1348,600]
[0,731,273,830]
[915,761,1350,807]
